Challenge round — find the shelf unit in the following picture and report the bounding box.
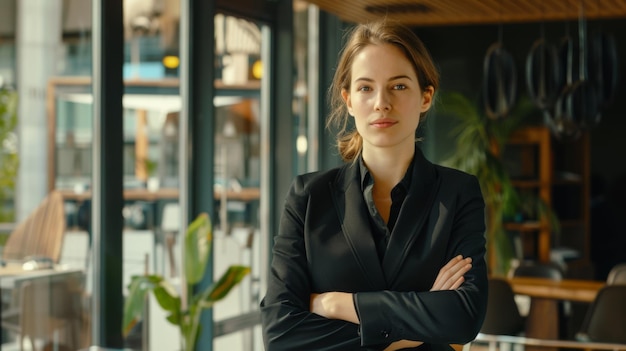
[501,126,590,272]
[551,131,591,275]
[503,126,553,263]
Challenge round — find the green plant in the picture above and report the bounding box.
[123,213,250,351]
[144,158,158,177]
[0,88,18,222]
[441,91,559,276]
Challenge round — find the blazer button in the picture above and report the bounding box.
[380,330,389,338]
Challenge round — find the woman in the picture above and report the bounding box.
[261,20,488,351]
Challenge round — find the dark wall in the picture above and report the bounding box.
[414,19,626,278]
[415,19,626,186]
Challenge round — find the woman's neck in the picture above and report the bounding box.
[362,145,414,191]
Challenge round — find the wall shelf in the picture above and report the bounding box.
[501,126,591,275]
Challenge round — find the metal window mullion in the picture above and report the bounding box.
[306,5,320,173]
[180,0,216,350]
[91,0,124,347]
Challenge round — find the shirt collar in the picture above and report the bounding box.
[359,156,370,191]
[358,152,415,192]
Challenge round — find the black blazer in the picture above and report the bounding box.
[261,149,488,351]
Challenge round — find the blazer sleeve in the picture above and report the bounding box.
[260,176,365,351]
[354,175,488,347]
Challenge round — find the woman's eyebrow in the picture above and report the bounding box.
[353,75,413,83]
[388,75,412,81]
[353,77,374,83]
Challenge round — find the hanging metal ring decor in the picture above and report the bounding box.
[552,0,600,139]
[588,31,619,113]
[547,36,583,139]
[526,38,560,112]
[483,42,517,120]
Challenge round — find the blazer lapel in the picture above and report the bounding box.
[331,163,387,290]
[382,149,441,284]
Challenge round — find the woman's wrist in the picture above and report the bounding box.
[331,292,359,323]
[311,292,359,324]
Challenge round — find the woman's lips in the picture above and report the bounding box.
[370,118,397,128]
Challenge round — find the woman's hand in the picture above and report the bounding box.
[310,255,472,349]
[310,291,359,324]
[384,255,472,350]
[431,255,472,291]
[384,339,424,350]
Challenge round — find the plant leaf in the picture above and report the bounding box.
[152,280,182,326]
[122,275,161,337]
[197,265,250,308]
[185,213,212,285]
[439,90,534,275]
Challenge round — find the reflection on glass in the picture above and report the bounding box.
[2,0,94,349]
[213,97,262,349]
[212,14,265,351]
[215,14,262,87]
[55,93,184,191]
[11,5,275,350]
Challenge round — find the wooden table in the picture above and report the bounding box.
[508,276,605,303]
[0,264,59,287]
[474,333,626,350]
[58,187,261,202]
[507,277,605,351]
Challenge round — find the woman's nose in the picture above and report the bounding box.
[375,90,391,111]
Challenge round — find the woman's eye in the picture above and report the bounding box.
[393,84,407,90]
[357,86,372,92]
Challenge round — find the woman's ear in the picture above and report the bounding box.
[341,89,354,116]
[421,86,434,113]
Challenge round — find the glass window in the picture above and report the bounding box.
[47,12,269,349]
[1,0,92,350]
[212,14,265,351]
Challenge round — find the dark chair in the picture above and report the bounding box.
[509,261,564,317]
[481,278,525,335]
[576,285,626,343]
[467,279,525,351]
[510,261,570,338]
[510,261,563,280]
[607,263,626,285]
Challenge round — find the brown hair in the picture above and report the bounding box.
[326,20,440,162]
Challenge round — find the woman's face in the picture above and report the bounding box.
[342,43,433,153]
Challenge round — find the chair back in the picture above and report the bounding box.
[607,263,626,285]
[481,278,525,335]
[511,261,563,281]
[2,190,66,263]
[577,285,626,343]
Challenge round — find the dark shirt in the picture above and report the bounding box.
[359,156,413,261]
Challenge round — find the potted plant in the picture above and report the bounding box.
[440,91,559,276]
[122,212,250,351]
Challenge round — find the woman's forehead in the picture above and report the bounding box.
[350,44,417,80]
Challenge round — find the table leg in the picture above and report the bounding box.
[525,298,559,351]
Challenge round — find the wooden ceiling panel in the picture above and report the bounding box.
[304,0,626,26]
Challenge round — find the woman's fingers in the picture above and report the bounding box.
[431,255,472,291]
[448,275,466,290]
[431,255,462,289]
